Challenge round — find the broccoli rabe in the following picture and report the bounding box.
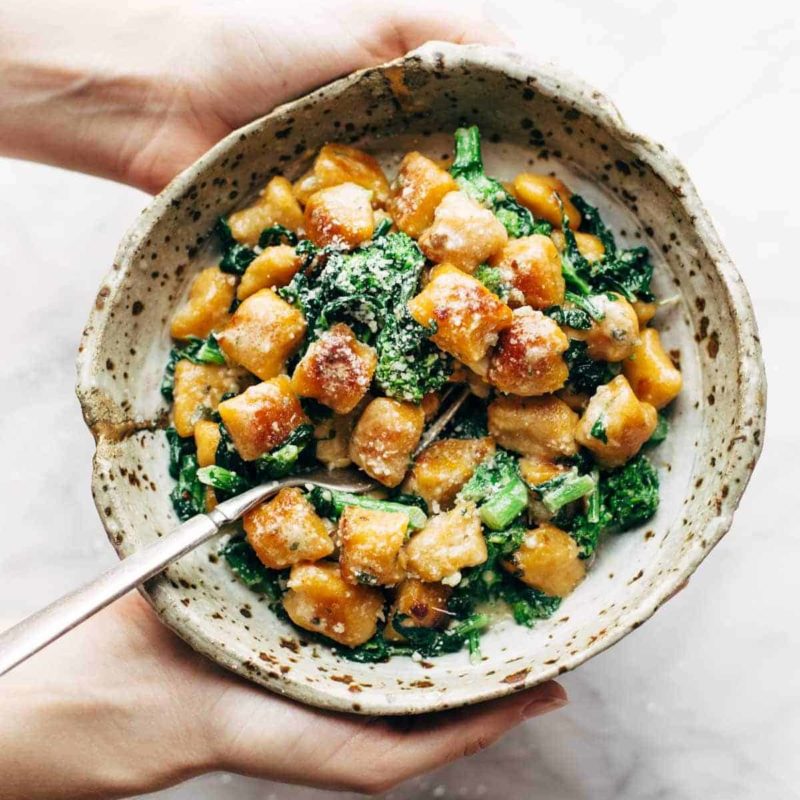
[170,451,205,521]
[458,450,529,531]
[161,334,226,400]
[530,468,596,514]
[566,455,660,556]
[216,217,257,276]
[557,195,654,302]
[258,224,297,248]
[449,525,561,627]
[197,465,250,495]
[648,412,670,446]
[450,126,552,238]
[473,264,510,301]
[563,339,619,396]
[392,613,488,661]
[219,539,287,602]
[306,486,428,529]
[450,125,552,239]
[281,232,450,403]
[373,311,451,403]
[212,422,315,499]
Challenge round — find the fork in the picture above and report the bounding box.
[0,386,469,676]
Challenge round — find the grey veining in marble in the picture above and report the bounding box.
[0,0,797,797]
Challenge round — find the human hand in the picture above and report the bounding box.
[0,0,508,194]
[0,593,566,799]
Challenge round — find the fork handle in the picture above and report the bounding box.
[0,510,228,676]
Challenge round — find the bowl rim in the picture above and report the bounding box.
[76,41,767,715]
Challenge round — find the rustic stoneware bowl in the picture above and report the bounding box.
[76,42,766,715]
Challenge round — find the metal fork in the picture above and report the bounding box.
[0,387,469,676]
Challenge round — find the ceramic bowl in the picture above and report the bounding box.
[76,42,766,715]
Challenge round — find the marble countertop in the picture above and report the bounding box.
[0,1,796,797]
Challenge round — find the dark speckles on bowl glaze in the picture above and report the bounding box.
[75,42,765,717]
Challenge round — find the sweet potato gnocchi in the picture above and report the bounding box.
[163,126,681,661]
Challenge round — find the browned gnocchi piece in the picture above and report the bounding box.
[575,374,657,467]
[512,173,581,229]
[488,395,579,460]
[218,376,308,461]
[227,176,304,246]
[389,152,459,238]
[170,267,236,340]
[237,245,302,300]
[403,502,487,583]
[550,230,605,262]
[348,398,425,487]
[193,419,221,467]
[244,487,334,570]
[487,307,569,396]
[384,579,452,642]
[568,292,640,362]
[338,505,409,587]
[304,182,375,248]
[502,523,585,597]
[518,455,568,487]
[292,143,390,206]
[622,327,682,409]
[217,288,306,380]
[403,437,496,511]
[418,190,508,272]
[282,561,385,647]
[407,263,513,366]
[172,360,247,438]
[632,300,658,327]
[290,323,377,414]
[489,234,566,309]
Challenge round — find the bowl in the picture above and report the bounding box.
[76,42,765,715]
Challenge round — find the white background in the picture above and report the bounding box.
[0,1,797,798]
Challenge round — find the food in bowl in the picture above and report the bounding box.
[162,126,682,662]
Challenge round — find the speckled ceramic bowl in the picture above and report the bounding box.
[76,42,765,715]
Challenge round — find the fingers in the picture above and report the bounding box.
[211,678,566,794]
[384,0,513,50]
[349,681,567,794]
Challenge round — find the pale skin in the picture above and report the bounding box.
[0,2,569,797]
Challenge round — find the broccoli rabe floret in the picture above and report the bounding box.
[566,455,660,556]
[281,232,451,402]
[473,264,510,301]
[450,126,552,238]
[458,450,529,530]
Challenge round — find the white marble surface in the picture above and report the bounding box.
[0,1,796,797]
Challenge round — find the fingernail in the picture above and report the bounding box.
[521,685,568,719]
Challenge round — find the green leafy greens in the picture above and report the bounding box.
[558,195,654,302]
[280,232,450,403]
[161,334,226,400]
[450,126,552,238]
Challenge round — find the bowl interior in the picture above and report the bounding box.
[77,43,764,715]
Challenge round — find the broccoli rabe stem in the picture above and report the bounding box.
[320,489,428,530]
[537,469,596,515]
[197,465,250,495]
[452,126,484,175]
[587,468,602,524]
[479,478,529,531]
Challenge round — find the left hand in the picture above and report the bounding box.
[0,0,509,194]
[0,593,566,799]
